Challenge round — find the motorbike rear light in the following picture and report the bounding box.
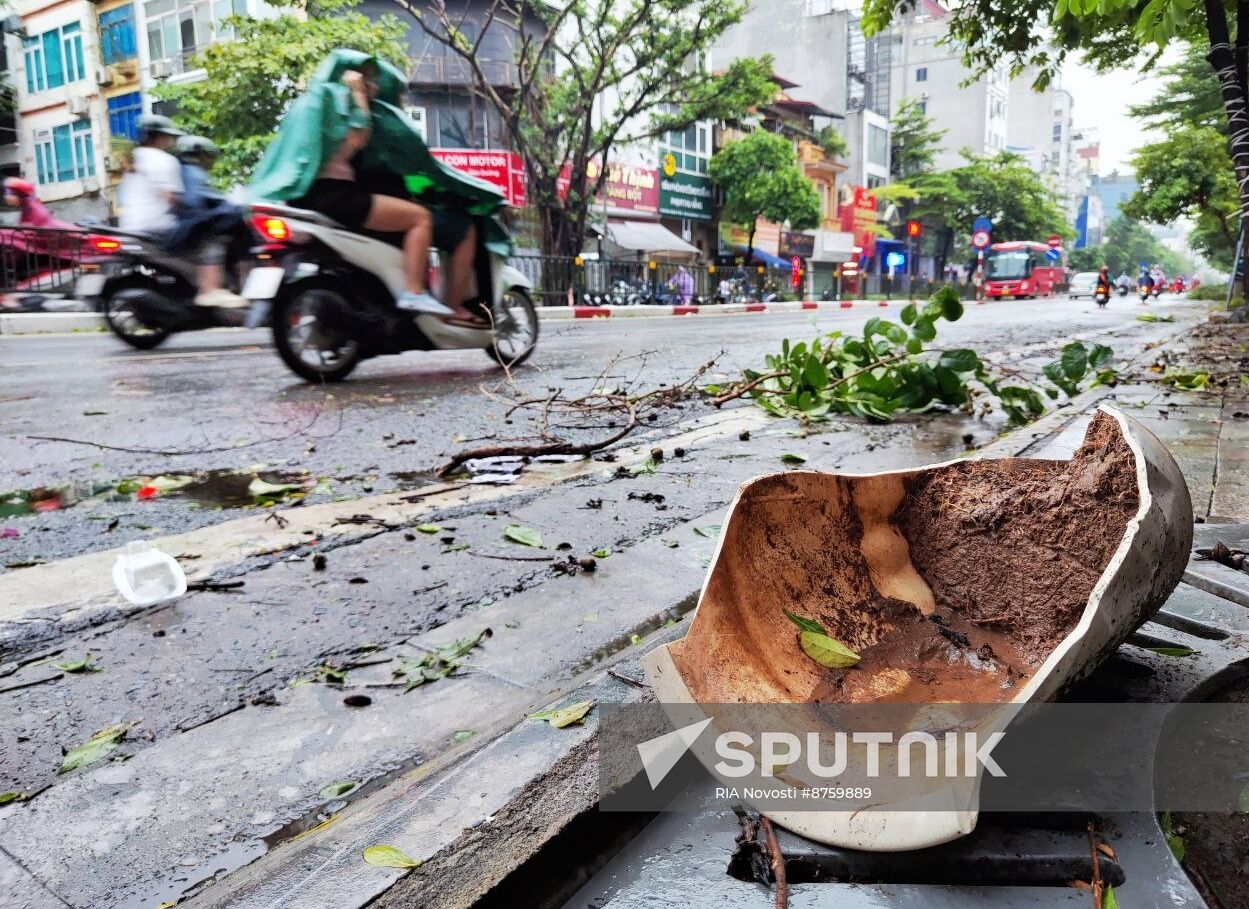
[88,235,122,253]
[252,215,291,242]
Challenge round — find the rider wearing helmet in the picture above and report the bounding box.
[119,115,246,308]
[167,135,251,291]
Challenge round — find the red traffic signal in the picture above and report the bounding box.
[906,220,922,238]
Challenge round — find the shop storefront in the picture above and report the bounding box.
[658,152,715,258]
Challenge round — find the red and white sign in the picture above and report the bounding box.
[791,256,802,288]
[1047,234,1062,249]
[971,229,991,250]
[431,149,527,207]
[838,186,879,258]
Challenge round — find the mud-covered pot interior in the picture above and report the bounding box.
[668,410,1164,707]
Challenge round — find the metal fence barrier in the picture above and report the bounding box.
[0,226,94,298]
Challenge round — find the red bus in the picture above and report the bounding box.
[983,241,1064,299]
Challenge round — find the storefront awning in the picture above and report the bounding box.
[729,246,790,269]
[605,220,700,256]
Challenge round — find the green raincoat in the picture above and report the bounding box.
[249,49,511,253]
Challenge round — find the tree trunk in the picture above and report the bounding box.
[1206,0,1249,297]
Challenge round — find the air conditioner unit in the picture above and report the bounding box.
[96,67,113,87]
[1,14,25,37]
[67,96,89,117]
[151,60,173,79]
[405,106,427,141]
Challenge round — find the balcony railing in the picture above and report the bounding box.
[409,56,518,87]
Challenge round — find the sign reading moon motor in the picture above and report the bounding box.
[658,154,714,222]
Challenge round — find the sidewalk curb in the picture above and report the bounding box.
[0,298,968,333]
[0,312,105,335]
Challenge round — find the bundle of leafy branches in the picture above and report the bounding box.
[711,286,1115,427]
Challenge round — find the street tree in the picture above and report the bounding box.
[409,0,775,259]
[902,151,1069,276]
[890,98,946,179]
[1124,127,1239,269]
[154,0,407,185]
[708,130,821,264]
[1123,43,1238,268]
[861,0,1249,290]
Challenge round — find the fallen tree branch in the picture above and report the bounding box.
[712,351,913,408]
[761,816,788,909]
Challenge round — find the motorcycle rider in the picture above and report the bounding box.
[249,50,495,329]
[1115,271,1131,295]
[1095,265,1112,301]
[167,135,252,292]
[118,115,246,308]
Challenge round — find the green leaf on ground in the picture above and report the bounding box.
[530,699,595,728]
[503,524,544,548]
[59,723,131,774]
[1060,342,1089,379]
[319,780,359,799]
[784,610,826,635]
[393,629,490,692]
[1163,372,1210,391]
[693,525,722,538]
[1161,812,1186,861]
[780,453,808,465]
[362,844,422,869]
[1136,312,1175,323]
[630,633,642,646]
[453,730,476,743]
[1145,646,1198,657]
[0,792,24,805]
[798,630,860,668]
[442,543,471,553]
[592,548,611,558]
[627,458,657,475]
[318,665,347,684]
[54,653,102,673]
[248,477,302,500]
[416,524,441,534]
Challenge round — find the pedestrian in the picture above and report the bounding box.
[673,265,694,305]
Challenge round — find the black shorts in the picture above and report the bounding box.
[291,179,372,231]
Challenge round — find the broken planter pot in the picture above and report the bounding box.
[642,405,1192,851]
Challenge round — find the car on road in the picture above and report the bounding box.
[1068,271,1099,298]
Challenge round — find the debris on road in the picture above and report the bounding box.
[112,541,187,606]
[362,845,422,869]
[58,723,133,774]
[529,699,595,728]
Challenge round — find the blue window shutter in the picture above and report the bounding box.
[42,31,64,89]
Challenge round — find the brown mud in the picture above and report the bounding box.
[820,411,1140,705]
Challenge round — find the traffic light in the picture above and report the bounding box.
[906,220,922,238]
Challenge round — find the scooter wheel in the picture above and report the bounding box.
[487,287,539,369]
[103,286,172,350]
[272,279,362,383]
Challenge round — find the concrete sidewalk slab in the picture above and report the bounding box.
[0,312,104,335]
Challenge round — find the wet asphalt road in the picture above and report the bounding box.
[0,294,1201,566]
[0,293,1211,908]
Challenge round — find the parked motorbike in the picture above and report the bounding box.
[244,202,538,383]
[77,232,263,350]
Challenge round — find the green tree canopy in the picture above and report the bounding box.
[709,130,820,260]
[412,0,776,258]
[890,99,946,179]
[154,0,407,185]
[900,150,1070,272]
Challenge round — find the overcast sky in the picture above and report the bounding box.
[1061,49,1179,175]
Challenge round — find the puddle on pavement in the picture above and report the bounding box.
[0,469,317,518]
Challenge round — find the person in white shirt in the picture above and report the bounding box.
[118,115,245,308]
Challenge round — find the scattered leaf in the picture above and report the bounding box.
[1096,842,1117,860]
[627,458,657,475]
[693,525,722,539]
[442,543,470,552]
[592,548,611,558]
[393,629,490,691]
[798,630,861,668]
[503,524,544,548]
[530,699,595,728]
[319,780,358,799]
[1136,312,1175,323]
[362,844,422,869]
[1145,646,1198,657]
[630,633,642,646]
[454,729,476,743]
[0,792,24,805]
[54,653,102,674]
[59,723,131,774]
[780,453,808,465]
[248,477,302,500]
[784,610,826,635]
[416,524,441,534]
[1103,884,1119,909]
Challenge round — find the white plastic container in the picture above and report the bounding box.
[112,541,187,606]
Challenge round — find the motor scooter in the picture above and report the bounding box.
[244,202,538,383]
[77,232,264,349]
